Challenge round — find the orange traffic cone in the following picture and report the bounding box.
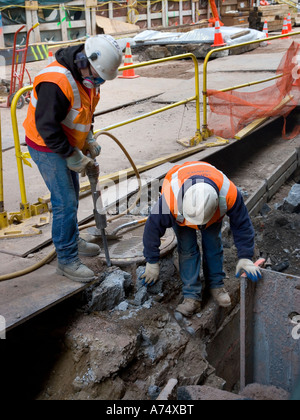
[287,13,292,32]
[281,17,290,39]
[211,21,226,47]
[48,50,55,64]
[263,20,271,44]
[118,42,140,79]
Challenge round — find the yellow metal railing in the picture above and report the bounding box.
[11,85,34,220]
[96,53,202,145]
[0,111,8,228]
[202,31,300,138]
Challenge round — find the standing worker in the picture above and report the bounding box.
[23,35,122,282]
[142,161,261,316]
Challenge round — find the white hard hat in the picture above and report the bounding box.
[182,183,219,226]
[85,34,122,80]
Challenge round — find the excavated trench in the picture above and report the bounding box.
[3,110,300,401]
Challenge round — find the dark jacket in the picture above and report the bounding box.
[33,44,86,157]
[143,176,255,263]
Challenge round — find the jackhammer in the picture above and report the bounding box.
[86,160,112,267]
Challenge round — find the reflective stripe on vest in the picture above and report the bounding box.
[30,66,87,133]
[170,162,231,222]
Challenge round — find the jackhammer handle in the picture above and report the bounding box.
[86,154,111,267]
[101,228,112,267]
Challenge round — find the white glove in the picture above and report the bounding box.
[235,259,262,282]
[83,131,101,159]
[140,262,160,286]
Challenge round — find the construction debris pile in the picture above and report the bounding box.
[19,177,297,401]
[249,4,297,32]
[129,26,265,60]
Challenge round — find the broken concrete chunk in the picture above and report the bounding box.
[239,383,290,400]
[177,385,248,400]
[115,301,129,311]
[282,184,300,213]
[88,269,132,311]
[156,378,178,400]
[134,286,149,306]
[148,385,160,400]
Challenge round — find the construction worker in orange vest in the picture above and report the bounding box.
[23,35,122,283]
[142,161,261,317]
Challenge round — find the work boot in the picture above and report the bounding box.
[57,259,96,283]
[77,237,100,257]
[211,288,231,307]
[176,298,201,317]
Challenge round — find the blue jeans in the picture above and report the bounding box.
[28,147,80,265]
[173,222,225,301]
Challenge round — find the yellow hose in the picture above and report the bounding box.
[94,131,143,221]
[0,132,143,282]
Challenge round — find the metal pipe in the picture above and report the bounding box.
[240,258,265,390]
[86,160,112,267]
[220,73,284,93]
[202,31,300,133]
[98,97,196,132]
[240,276,246,391]
[111,217,148,236]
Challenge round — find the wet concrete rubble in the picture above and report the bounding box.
[38,254,243,400]
[37,182,300,401]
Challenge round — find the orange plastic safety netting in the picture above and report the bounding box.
[207,41,300,139]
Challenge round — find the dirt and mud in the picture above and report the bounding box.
[4,164,300,401]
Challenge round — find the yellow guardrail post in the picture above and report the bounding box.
[11,85,33,219]
[202,31,300,139]
[0,110,8,229]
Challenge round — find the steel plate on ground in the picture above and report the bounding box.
[94,215,176,266]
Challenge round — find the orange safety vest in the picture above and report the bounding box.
[23,60,100,150]
[162,161,238,229]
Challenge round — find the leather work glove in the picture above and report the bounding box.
[83,131,101,159]
[66,147,94,174]
[235,259,262,283]
[140,262,160,286]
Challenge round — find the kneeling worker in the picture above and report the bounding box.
[142,161,261,316]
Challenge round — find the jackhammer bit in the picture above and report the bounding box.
[86,160,112,267]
